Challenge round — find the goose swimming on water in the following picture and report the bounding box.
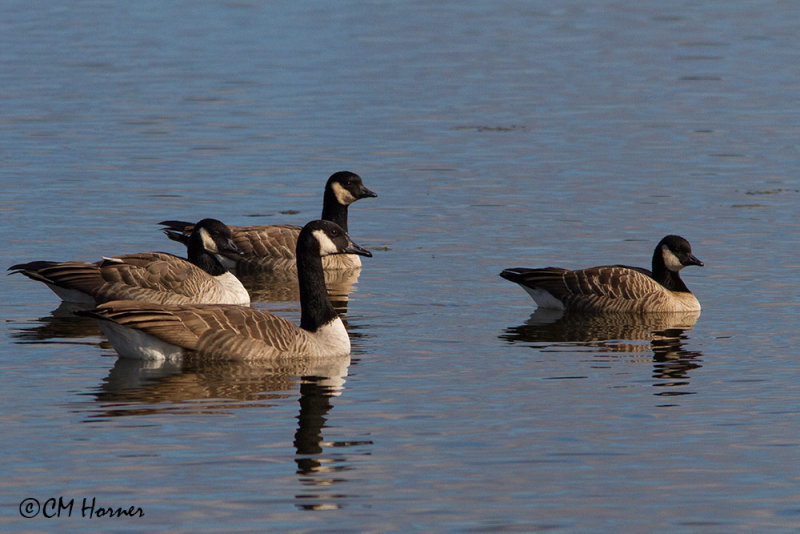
[79,220,371,361]
[9,218,250,306]
[499,235,703,313]
[159,171,376,274]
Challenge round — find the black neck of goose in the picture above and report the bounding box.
[321,190,349,232]
[187,238,227,276]
[652,249,690,293]
[297,242,338,332]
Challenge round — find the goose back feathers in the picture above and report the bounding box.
[500,235,703,313]
[160,171,376,274]
[80,220,371,361]
[10,219,249,306]
[82,301,345,361]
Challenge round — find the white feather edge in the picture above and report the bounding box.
[98,320,185,361]
[520,286,566,311]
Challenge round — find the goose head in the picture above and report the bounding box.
[191,219,242,256]
[325,171,377,207]
[299,220,372,259]
[656,235,704,273]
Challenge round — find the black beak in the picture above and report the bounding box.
[359,185,378,199]
[685,253,704,267]
[343,239,372,258]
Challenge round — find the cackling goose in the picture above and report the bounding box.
[159,171,376,274]
[500,235,703,313]
[10,219,250,306]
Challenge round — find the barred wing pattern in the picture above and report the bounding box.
[11,253,243,305]
[88,301,338,360]
[505,265,696,313]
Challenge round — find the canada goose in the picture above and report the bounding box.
[9,219,250,307]
[78,220,371,361]
[500,235,703,313]
[159,171,376,274]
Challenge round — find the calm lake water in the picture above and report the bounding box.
[2,0,800,531]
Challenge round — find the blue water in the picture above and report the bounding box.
[2,1,800,531]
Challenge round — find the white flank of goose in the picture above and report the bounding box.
[9,219,250,306]
[159,171,376,274]
[78,220,371,361]
[500,235,704,313]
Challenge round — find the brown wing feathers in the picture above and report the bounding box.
[85,302,305,359]
[12,260,104,294]
[11,251,244,305]
[504,266,669,312]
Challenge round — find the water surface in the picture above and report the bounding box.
[2,1,800,531]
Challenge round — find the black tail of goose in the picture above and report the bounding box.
[79,220,371,361]
[9,219,249,306]
[500,235,703,313]
[158,171,376,273]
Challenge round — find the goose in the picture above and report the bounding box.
[9,219,250,307]
[159,171,376,274]
[78,220,371,361]
[499,235,703,313]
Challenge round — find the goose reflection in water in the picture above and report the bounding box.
[88,353,368,510]
[90,353,351,415]
[239,267,364,315]
[501,310,702,397]
[9,302,103,343]
[294,378,373,511]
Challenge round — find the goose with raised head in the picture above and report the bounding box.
[78,220,371,361]
[159,171,376,274]
[500,235,703,313]
[9,219,250,306]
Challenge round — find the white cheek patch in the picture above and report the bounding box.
[312,229,340,256]
[199,228,218,253]
[662,245,685,272]
[331,182,357,205]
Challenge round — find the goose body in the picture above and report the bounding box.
[160,171,376,274]
[80,220,371,361]
[10,219,250,306]
[500,235,703,313]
